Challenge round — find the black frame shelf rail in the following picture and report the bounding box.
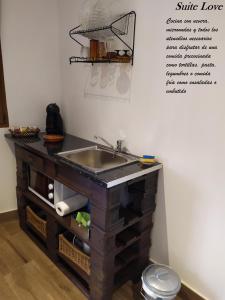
[69,11,136,65]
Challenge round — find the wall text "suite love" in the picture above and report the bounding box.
[176,2,223,11]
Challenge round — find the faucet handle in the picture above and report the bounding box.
[116,139,124,152]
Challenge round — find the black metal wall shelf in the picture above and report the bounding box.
[69,57,132,65]
[69,11,136,66]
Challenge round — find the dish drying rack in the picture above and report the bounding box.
[69,11,136,65]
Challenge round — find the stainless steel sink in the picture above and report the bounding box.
[57,146,138,173]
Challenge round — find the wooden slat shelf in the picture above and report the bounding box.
[114,255,138,274]
[117,243,139,263]
[114,259,139,290]
[115,235,141,255]
[116,226,140,246]
[24,191,90,245]
[119,207,142,226]
[115,242,139,273]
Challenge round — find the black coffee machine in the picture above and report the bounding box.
[46,103,64,135]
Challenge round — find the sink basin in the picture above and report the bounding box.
[57,146,138,173]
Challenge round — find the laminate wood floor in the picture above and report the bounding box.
[0,216,182,300]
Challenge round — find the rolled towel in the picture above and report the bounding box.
[55,194,88,217]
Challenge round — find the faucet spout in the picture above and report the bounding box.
[94,136,125,153]
[94,136,115,150]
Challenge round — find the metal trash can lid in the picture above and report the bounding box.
[142,264,181,298]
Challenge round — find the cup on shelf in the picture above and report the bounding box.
[106,51,117,60]
[90,39,99,60]
[124,50,131,57]
[97,42,107,59]
[115,50,125,56]
[105,39,115,53]
[80,46,90,58]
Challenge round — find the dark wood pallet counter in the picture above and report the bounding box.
[5,133,162,300]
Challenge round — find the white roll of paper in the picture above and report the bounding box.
[55,194,88,217]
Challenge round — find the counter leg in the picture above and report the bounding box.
[90,249,114,300]
[47,215,60,261]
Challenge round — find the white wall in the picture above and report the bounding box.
[59,0,225,299]
[1,0,224,298]
[0,0,61,212]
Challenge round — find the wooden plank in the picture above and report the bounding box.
[5,260,72,300]
[0,237,26,276]
[0,223,7,243]
[1,219,21,236]
[8,231,52,268]
[178,283,206,300]
[0,273,19,300]
[9,230,88,299]
[0,210,18,223]
[0,218,206,300]
[32,260,86,300]
[113,281,133,300]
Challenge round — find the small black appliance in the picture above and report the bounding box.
[46,103,63,135]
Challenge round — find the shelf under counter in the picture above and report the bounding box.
[23,191,90,246]
[56,258,90,297]
[57,250,90,284]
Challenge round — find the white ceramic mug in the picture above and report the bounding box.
[80,46,90,58]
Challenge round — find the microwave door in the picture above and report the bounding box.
[29,169,48,196]
[28,168,54,208]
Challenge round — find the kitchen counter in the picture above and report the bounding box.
[5,133,162,188]
[9,132,161,300]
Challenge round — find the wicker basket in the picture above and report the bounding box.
[59,234,90,275]
[9,128,40,138]
[26,206,47,239]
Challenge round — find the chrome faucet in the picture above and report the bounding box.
[94,136,114,150]
[116,140,124,152]
[94,136,124,153]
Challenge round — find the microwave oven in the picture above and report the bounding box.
[28,167,77,208]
